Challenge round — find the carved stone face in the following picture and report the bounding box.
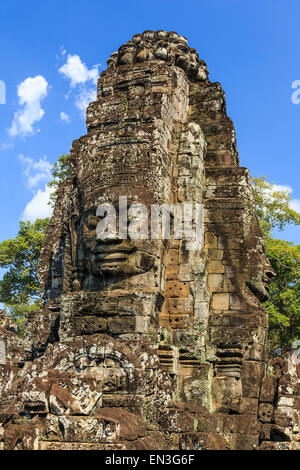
[78,209,159,290]
[187,49,200,77]
[135,43,153,62]
[175,44,190,70]
[154,42,168,61]
[117,44,135,65]
[197,60,208,81]
[246,241,275,302]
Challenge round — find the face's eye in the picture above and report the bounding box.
[178,46,188,54]
[258,243,266,255]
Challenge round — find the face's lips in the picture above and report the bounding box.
[246,279,269,302]
[94,245,134,265]
[93,243,133,253]
[93,241,133,256]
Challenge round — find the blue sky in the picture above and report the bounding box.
[0,0,299,246]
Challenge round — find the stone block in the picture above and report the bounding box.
[165,280,190,298]
[74,317,107,335]
[135,316,149,333]
[258,403,274,423]
[167,249,179,265]
[260,377,276,403]
[208,274,224,292]
[211,293,229,310]
[207,260,224,274]
[169,313,190,329]
[204,232,218,249]
[178,264,193,281]
[208,249,223,260]
[242,362,264,398]
[167,298,192,314]
[165,266,179,280]
[107,316,135,334]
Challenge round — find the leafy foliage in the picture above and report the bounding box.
[3,302,39,336]
[264,238,300,354]
[253,176,300,355]
[0,153,72,329]
[252,176,300,237]
[47,153,72,206]
[0,218,49,305]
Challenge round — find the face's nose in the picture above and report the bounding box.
[95,230,123,243]
[263,257,275,282]
[94,229,132,253]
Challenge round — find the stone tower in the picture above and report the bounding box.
[0,31,299,450]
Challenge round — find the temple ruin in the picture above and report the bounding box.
[0,30,299,450]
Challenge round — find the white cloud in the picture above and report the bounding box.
[75,87,97,114]
[21,185,53,222]
[60,111,70,123]
[290,199,300,213]
[263,183,300,215]
[272,184,293,193]
[272,184,300,213]
[0,142,13,150]
[58,53,99,118]
[60,46,66,57]
[9,75,48,137]
[18,154,52,189]
[58,54,98,87]
[18,153,54,222]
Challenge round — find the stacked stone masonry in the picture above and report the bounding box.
[0,31,299,450]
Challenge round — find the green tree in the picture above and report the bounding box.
[47,153,72,206]
[264,238,300,354]
[0,218,49,335]
[4,303,39,336]
[252,176,300,355]
[0,154,72,332]
[0,218,49,305]
[252,176,300,237]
